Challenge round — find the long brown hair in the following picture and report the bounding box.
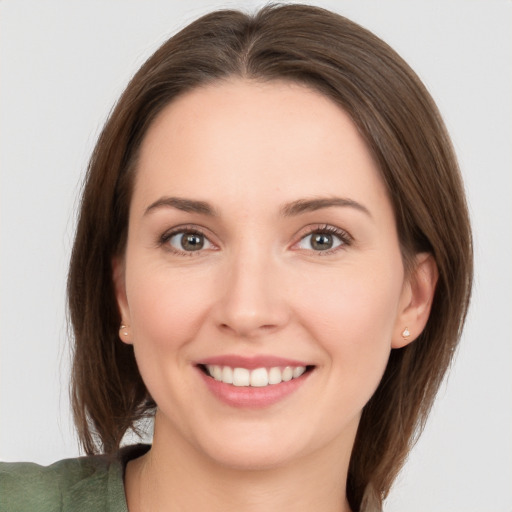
[68,5,472,511]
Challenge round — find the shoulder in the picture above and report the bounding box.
[0,453,127,512]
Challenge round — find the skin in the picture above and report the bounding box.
[114,79,437,512]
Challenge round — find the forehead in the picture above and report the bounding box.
[133,78,389,214]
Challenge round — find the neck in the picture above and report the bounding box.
[125,414,354,512]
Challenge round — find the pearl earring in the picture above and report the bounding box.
[120,324,129,336]
[402,327,411,339]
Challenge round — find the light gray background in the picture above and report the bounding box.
[1,1,511,511]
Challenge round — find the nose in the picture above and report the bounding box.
[213,244,290,339]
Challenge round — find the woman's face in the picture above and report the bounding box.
[115,79,417,470]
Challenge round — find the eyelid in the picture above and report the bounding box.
[291,224,353,254]
[159,224,218,255]
[157,223,352,256]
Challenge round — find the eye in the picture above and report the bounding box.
[295,226,350,253]
[163,229,214,253]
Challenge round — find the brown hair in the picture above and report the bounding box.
[68,4,472,511]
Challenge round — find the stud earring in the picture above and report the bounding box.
[402,327,411,339]
[120,324,129,336]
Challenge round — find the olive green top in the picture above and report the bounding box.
[0,445,149,512]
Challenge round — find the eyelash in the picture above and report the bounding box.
[159,224,352,256]
[159,225,215,256]
[294,224,352,255]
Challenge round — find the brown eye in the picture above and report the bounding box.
[311,233,334,250]
[181,233,204,251]
[296,228,346,252]
[167,231,212,252]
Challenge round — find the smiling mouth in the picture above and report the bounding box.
[198,364,314,387]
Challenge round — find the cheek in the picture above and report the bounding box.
[297,258,402,332]
[293,261,403,385]
[123,262,219,414]
[125,261,214,354]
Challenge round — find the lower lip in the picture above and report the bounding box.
[197,368,311,408]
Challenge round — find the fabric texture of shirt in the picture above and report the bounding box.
[0,444,149,512]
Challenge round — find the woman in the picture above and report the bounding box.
[0,4,472,512]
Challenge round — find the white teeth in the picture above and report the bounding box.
[205,365,307,387]
[293,366,306,378]
[250,368,269,387]
[282,366,293,382]
[221,366,233,384]
[233,367,250,386]
[268,367,282,385]
[212,365,223,381]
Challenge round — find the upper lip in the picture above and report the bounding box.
[196,355,311,369]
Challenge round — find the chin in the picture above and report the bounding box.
[185,414,353,473]
[200,436,305,471]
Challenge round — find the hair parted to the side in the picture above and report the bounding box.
[67,4,472,511]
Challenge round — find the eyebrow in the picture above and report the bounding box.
[144,196,217,216]
[144,195,371,218]
[280,197,372,218]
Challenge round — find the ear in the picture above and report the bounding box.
[112,256,133,344]
[392,253,438,349]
